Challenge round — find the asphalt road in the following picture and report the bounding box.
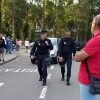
[0,55,100,100]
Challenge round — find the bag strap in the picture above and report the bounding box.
[84,59,91,79]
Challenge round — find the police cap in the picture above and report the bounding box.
[41,29,47,34]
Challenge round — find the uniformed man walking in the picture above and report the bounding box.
[58,28,76,85]
[30,29,53,86]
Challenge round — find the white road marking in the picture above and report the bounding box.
[51,65,54,70]
[34,69,38,73]
[0,68,35,73]
[5,68,14,72]
[0,83,4,87]
[27,69,34,72]
[24,69,34,72]
[13,68,21,72]
[39,86,48,99]
[21,69,27,72]
[0,70,2,72]
[47,73,51,79]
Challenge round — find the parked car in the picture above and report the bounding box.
[31,38,60,64]
[49,38,60,64]
[75,41,86,51]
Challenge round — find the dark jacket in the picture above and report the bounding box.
[0,38,5,48]
[58,37,76,57]
[30,38,53,56]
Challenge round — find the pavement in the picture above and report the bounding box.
[0,53,100,100]
[0,52,18,66]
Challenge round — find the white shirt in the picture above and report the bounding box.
[2,36,6,45]
[19,40,22,46]
[25,40,29,46]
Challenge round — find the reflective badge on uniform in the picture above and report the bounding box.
[64,42,66,45]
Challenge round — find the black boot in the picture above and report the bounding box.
[61,73,65,81]
[42,79,46,86]
[39,77,42,81]
[66,77,70,86]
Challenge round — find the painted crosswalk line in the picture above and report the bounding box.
[39,86,48,99]
[0,83,4,87]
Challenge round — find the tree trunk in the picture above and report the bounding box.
[12,16,15,38]
[0,0,2,33]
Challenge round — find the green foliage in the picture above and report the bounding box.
[0,0,100,41]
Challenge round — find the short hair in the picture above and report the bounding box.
[94,14,100,28]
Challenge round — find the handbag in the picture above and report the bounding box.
[85,59,100,94]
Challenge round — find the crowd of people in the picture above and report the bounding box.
[0,34,30,62]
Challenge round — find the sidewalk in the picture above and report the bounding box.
[0,53,18,66]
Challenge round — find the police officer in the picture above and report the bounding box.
[30,29,53,86]
[58,28,76,85]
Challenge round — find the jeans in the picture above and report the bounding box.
[80,84,96,100]
[6,44,12,54]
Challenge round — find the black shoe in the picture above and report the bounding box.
[39,77,42,81]
[0,59,1,61]
[42,79,46,86]
[66,81,70,85]
[61,77,64,81]
[42,82,46,86]
[66,77,70,86]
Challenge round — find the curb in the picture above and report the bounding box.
[0,55,19,66]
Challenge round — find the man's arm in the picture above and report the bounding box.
[30,40,37,56]
[71,39,76,56]
[74,50,89,62]
[58,39,63,57]
[47,40,53,50]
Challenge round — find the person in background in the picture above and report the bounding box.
[0,34,5,61]
[2,34,7,54]
[2,34,6,46]
[18,39,22,51]
[25,38,29,54]
[10,38,14,52]
[15,39,19,51]
[6,36,13,54]
[74,14,100,100]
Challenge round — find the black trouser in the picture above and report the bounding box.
[60,54,72,78]
[37,54,48,79]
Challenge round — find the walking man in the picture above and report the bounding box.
[58,28,76,85]
[30,29,53,86]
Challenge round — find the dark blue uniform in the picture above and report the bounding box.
[58,37,76,84]
[30,38,53,82]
